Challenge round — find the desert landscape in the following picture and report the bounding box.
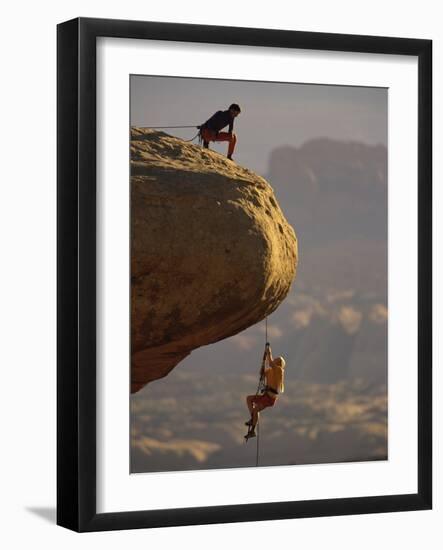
[130,129,387,472]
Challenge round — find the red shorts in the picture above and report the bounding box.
[253,393,276,409]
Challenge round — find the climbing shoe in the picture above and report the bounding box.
[244,430,256,441]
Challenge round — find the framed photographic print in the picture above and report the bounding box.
[57,17,432,532]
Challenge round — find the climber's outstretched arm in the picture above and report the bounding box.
[266,345,274,364]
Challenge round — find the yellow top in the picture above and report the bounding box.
[265,364,285,394]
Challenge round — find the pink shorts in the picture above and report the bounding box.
[253,393,276,409]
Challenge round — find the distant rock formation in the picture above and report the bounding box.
[267,138,387,248]
[131,128,298,393]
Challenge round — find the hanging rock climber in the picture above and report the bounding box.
[245,344,286,441]
[199,103,241,161]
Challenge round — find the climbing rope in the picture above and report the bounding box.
[183,131,201,143]
[136,125,202,143]
[256,414,260,467]
[255,316,269,467]
[137,125,199,129]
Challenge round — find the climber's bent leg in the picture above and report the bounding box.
[200,128,215,149]
[246,394,255,416]
[249,394,276,433]
[227,132,237,158]
[200,129,237,158]
[245,394,267,435]
[214,131,237,158]
[251,400,268,432]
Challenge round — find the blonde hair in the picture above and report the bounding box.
[274,356,286,369]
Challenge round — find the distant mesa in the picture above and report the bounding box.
[266,138,388,248]
[131,128,298,393]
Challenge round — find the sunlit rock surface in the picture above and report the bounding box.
[131,128,297,392]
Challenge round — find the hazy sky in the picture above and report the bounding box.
[130,75,388,473]
[131,75,387,174]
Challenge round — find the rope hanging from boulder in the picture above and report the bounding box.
[255,316,268,467]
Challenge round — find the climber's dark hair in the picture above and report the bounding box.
[229,103,241,113]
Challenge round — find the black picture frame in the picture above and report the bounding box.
[57,17,432,532]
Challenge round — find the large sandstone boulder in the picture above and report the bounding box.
[131,128,297,392]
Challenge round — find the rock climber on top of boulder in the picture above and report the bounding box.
[199,103,241,161]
